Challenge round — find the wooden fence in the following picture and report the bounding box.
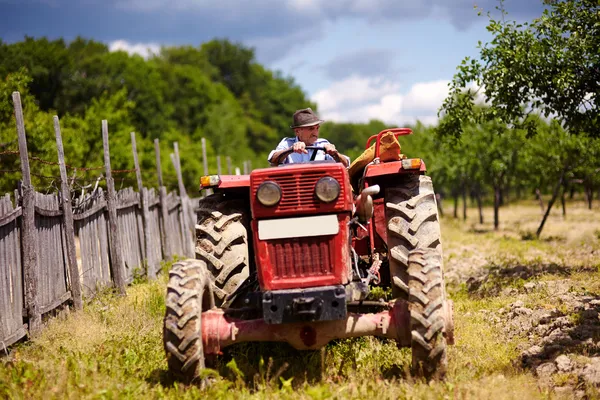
[0,92,198,349]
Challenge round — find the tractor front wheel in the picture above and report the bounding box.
[195,195,251,305]
[163,259,215,382]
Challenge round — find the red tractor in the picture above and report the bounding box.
[163,128,454,382]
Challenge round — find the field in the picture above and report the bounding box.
[1,198,600,399]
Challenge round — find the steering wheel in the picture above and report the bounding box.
[273,146,329,165]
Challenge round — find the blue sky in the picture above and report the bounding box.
[0,0,546,125]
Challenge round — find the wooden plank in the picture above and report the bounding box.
[148,203,163,273]
[1,326,27,348]
[102,120,126,295]
[147,196,160,208]
[98,211,111,286]
[13,91,41,334]
[0,195,25,347]
[154,139,171,259]
[226,156,232,175]
[0,206,22,226]
[131,131,155,277]
[115,198,139,210]
[39,291,71,315]
[34,206,63,217]
[72,200,107,221]
[167,196,181,212]
[7,195,24,344]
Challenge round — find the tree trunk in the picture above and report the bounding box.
[462,184,467,221]
[585,183,593,210]
[435,193,444,217]
[561,184,566,217]
[561,180,569,217]
[535,188,544,213]
[453,193,458,219]
[536,168,567,238]
[477,190,484,224]
[494,186,500,230]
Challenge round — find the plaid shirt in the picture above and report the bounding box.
[267,137,351,165]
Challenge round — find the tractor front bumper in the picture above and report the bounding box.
[262,285,347,324]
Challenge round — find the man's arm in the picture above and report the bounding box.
[269,141,307,165]
[323,143,350,167]
[268,138,293,165]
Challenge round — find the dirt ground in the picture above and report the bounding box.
[441,197,600,397]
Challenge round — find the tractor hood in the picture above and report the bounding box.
[250,162,353,220]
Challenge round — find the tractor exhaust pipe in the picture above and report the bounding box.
[203,299,411,354]
[354,185,380,222]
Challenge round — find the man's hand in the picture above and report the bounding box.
[323,143,350,167]
[323,143,338,157]
[269,143,307,165]
[292,142,308,154]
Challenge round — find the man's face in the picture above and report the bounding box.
[295,125,320,145]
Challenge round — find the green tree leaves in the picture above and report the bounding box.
[0,37,317,192]
[439,0,599,138]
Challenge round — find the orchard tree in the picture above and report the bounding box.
[522,120,591,236]
[439,0,599,138]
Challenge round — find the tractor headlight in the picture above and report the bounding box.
[315,176,340,203]
[257,181,282,207]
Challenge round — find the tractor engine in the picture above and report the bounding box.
[250,162,353,324]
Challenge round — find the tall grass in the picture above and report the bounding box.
[1,199,599,399]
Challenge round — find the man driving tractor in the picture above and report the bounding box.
[267,108,350,167]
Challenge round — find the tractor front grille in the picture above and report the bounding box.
[273,171,345,212]
[251,168,348,218]
[267,235,336,279]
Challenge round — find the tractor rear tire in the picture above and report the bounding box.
[408,248,448,380]
[385,175,443,300]
[195,195,251,306]
[163,259,215,382]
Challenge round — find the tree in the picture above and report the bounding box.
[200,39,255,98]
[0,37,71,112]
[439,0,599,138]
[523,120,592,236]
[0,70,63,193]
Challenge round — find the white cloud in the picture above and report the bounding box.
[312,76,451,126]
[108,40,160,59]
[313,75,400,112]
[403,80,451,114]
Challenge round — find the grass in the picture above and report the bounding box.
[1,198,599,399]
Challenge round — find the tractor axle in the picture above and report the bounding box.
[202,300,412,354]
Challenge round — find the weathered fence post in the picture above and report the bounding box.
[216,155,222,175]
[201,138,208,176]
[200,137,213,197]
[13,91,41,334]
[54,116,83,310]
[102,120,126,295]
[154,138,171,259]
[131,132,156,279]
[171,142,194,257]
[226,156,232,175]
[243,161,249,175]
